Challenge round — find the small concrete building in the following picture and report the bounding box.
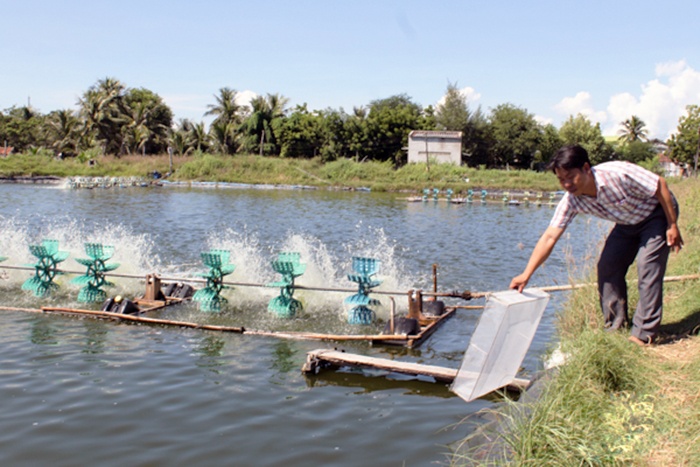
[407,130,462,165]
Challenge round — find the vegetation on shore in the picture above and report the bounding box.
[0,152,564,193]
[454,177,700,466]
[4,77,700,178]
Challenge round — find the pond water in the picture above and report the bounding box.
[0,182,609,466]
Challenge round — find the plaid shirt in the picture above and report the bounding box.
[549,161,660,229]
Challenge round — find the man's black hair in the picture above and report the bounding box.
[547,145,591,173]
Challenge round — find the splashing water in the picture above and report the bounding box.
[0,215,160,301]
[0,211,428,327]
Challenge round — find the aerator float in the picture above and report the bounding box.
[192,249,235,312]
[344,256,382,325]
[71,243,120,303]
[267,252,306,318]
[22,239,69,297]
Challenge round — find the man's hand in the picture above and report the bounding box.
[509,273,530,293]
[667,223,684,253]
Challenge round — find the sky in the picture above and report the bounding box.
[2,0,700,140]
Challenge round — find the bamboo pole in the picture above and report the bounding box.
[40,306,245,333]
[243,329,410,341]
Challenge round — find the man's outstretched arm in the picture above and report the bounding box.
[510,225,565,292]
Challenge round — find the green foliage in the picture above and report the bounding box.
[240,93,289,156]
[319,158,394,182]
[488,103,543,168]
[559,113,614,164]
[635,156,664,175]
[176,153,227,179]
[277,104,323,158]
[122,87,173,154]
[666,104,700,165]
[538,123,564,166]
[0,106,45,152]
[435,82,470,131]
[615,140,656,164]
[77,147,101,164]
[365,94,426,164]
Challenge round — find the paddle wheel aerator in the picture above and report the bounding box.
[267,252,306,318]
[345,256,382,325]
[192,249,235,312]
[71,243,120,303]
[22,239,69,297]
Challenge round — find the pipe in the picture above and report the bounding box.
[3,263,698,299]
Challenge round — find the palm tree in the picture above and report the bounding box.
[168,119,200,156]
[47,109,80,157]
[205,87,245,126]
[241,93,288,156]
[77,77,127,154]
[188,121,210,153]
[618,115,648,144]
[209,120,239,155]
[121,100,152,155]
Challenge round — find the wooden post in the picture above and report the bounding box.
[432,263,438,301]
[144,274,162,301]
[389,296,396,334]
[406,289,424,321]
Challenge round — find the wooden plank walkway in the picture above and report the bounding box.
[302,348,531,392]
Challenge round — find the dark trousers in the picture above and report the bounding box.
[597,201,677,340]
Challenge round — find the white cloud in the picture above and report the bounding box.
[555,61,700,140]
[436,86,482,109]
[236,90,258,108]
[534,114,553,126]
[553,91,608,124]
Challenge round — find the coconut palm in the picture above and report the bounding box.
[46,109,80,157]
[122,88,173,155]
[168,120,195,156]
[209,120,239,155]
[188,121,210,153]
[121,100,152,155]
[78,77,127,154]
[205,87,245,126]
[618,115,648,144]
[241,93,289,156]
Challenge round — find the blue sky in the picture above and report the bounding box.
[3,0,700,139]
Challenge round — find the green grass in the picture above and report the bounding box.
[0,152,562,193]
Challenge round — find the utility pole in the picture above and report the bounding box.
[424,132,430,172]
[695,125,699,177]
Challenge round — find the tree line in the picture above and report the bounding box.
[2,77,699,169]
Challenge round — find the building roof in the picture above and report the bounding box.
[409,130,462,139]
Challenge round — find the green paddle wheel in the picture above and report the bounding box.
[267,252,306,318]
[192,249,235,312]
[22,239,69,297]
[70,243,120,303]
[345,256,382,325]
